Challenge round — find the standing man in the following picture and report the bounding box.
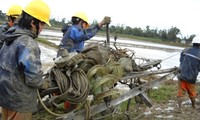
[0,4,22,49]
[0,0,51,120]
[177,35,200,110]
[57,12,111,56]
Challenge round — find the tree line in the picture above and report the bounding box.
[0,10,195,44]
[100,24,195,44]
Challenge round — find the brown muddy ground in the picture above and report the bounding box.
[135,99,200,120]
[132,82,200,120]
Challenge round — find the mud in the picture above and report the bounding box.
[139,99,200,120]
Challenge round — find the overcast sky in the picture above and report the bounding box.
[0,0,199,37]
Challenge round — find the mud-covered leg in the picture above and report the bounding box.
[190,97,196,108]
[177,97,183,108]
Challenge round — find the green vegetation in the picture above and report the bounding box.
[148,83,177,103]
[0,10,6,21]
[100,25,196,44]
[36,37,58,48]
[98,31,191,48]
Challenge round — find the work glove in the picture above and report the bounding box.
[100,16,111,25]
[41,78,51,89]
[57,48,69,58]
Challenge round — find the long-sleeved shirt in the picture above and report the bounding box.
[59,24,101,53]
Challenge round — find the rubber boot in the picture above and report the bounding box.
[190,97,196,108]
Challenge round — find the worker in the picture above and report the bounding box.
[57,12,111,57]
[177,35,200,111]
[0,0,51,120]
[0,4,22,49]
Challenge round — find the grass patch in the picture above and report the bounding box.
[36,37,58,48]
[148,83,177,103]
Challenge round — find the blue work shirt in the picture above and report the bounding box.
[59,24,101,53]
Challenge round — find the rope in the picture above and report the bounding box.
[49,68,90,105]
[37,89,64,117]
[37,67,90,117]
[84,100,91,120]
[52,68,71,93]
[162,52,181,61]
[67,68,90,104]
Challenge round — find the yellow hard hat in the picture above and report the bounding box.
[73,12,89,25]
[6,4,22,18]
[24,0,51,26]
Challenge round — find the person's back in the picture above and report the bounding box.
[61,24,97,52]
[178,46,200,84]
[0,22,10,34]
[0,4,22,49]
[0,23,9,47]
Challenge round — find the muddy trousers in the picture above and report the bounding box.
[1,107,32,120]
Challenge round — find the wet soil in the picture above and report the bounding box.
[138,99,200,120]
[133,82,200,120]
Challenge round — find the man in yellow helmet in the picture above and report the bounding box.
[0,0,51,120]
[57,12,111,56]
[0,4,22,49]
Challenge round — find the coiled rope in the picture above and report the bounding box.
[37,67,90,117]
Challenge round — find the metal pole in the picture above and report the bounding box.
[106,24,110,47]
